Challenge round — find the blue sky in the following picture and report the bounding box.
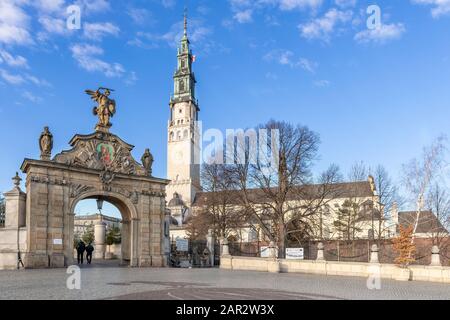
[1,0,450,217]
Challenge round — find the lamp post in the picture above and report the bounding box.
[96,198,104,223]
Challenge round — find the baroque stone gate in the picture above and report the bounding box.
[0,88,169,269]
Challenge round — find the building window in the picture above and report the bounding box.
[183,129,188,139]
[368,229,374,240]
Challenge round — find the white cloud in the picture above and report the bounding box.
[127,8,152,26]
[278,0,323,11]
[39,16,69,35]
[299,8,353,41]
[265,72,278,80]
[125,71,138,86]
[354,23,405,44]
[228,0,323,25]
[0,0,33,46]
[264,49,317,72]
[33,0,66,13]
[412,0,450,18]
[335,0,357,8]
[75,0,111,14]
[0,68,25,85]
[161,0,176,8]
[22,91,43,103]
[234,9,253,23]
[132,19,213,48]
[70,43,125,77]
[0,49,29,68]
[25,74,51,87]
[313,79,330,87]
[83,22,120,41]
[298,57,318,73]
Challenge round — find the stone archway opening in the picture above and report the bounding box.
[73,198,127,267]
[71,192,139,267]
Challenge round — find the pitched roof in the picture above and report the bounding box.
[398,211,448,234]
[192,181,375,207]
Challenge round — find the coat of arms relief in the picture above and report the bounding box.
[53,132,147,176]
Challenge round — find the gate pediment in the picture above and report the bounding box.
[53,131,147,176]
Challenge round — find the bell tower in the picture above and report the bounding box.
[166,12,201,207]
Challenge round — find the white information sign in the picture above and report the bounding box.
[286,248,304,260]
[176,238,189,252]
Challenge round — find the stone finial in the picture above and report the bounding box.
[370,244,379,264]
[39,126,53,161]
[430,245,441,266]
[12,172,22,189]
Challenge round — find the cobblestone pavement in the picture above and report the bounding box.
[0,261,449,300]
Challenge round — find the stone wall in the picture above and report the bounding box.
[220,256,450,284]
[0,228,27,270]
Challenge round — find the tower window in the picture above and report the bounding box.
[179,80,185,92]
[179,109,182,113]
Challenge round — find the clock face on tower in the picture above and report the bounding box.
[171,145,185,165]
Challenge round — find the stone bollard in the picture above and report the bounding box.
[316,242,325,261]
[370,244,379,264]
[221,238,230,256]
[430,245,441,266]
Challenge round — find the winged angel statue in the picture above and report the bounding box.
[85,87,116,131]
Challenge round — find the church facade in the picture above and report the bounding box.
[164,16,446,245]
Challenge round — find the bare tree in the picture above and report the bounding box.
[348,161,368,182]
[371,165,402,241]
[230,121,342,257]
[426,183,450,248]
[196,162,244,240]
[291,164,343,242]
[402,135,447,243]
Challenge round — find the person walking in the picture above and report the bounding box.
[76,240,86,264]
[86,243,94,264]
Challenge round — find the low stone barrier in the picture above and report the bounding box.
[220,255,450,284]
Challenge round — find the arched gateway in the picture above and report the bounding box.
[0,88,169,269]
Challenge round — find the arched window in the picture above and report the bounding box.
[170,132,174,141]
[183,129,188,139]
[177,131,181,140]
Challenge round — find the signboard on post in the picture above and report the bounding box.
[286,248,304,260]
[260,246,278,258]
[176,238,189,252]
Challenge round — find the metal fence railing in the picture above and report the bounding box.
[229,238,450,266]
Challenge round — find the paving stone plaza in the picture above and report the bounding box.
[0,262,449,300]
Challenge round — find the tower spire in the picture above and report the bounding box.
[183,7,188,37]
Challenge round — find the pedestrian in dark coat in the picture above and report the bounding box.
[86,243,94,264]
[77,241,86,264]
